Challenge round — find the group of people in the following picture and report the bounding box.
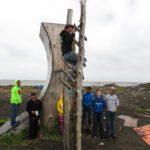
[10,81,119,145]
[82,86,119,146]
[10,80,42,139]
[56,86,119,146]
[9,24,119,144]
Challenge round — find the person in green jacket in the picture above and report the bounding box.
[10,80,22,126]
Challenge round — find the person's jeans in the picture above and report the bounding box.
[64,51,77,66]
[64,51,87,67]
[106,111,116,136]
[11,104,20,126]
[82,106,92,126]
[92,112,104,139]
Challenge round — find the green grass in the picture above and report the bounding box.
[40,119,62,141]
[0,120,62,147]
[0,129,29,147]
[137,108,150,114]
[0,118,9,126]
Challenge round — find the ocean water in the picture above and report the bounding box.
[0,80,144,87]
[0,80,46,86]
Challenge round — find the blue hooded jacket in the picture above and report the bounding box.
[82,92,93,108]
[92,96,106,113]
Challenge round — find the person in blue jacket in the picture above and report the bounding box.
[82,87,93,127]
[92,89,106,145]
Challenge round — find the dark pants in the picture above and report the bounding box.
[106,111,116,136]
[11,104,20,126]
[92,112,104,139]
[29,118,39,139]
[82,106,91,126]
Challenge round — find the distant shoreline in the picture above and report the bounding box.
[0,80,148,87]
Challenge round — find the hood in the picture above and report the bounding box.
[14,80,19,87]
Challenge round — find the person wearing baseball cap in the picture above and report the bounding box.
[105,86,119,139]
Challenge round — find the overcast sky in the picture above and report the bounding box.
[0,0,150,82]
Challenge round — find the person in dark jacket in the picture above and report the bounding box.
[26,92,42,139]
[60,25,77,66]
[92,89,106,146]
[82,87,93,127]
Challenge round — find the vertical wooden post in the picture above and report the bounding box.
[67,9,73,24]
[76,0,87,150]
[63,9,73,150]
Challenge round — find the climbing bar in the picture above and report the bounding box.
[61,69,76,83]
[59,78,71,89]
[61,56,77,72]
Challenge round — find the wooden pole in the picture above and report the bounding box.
[67,9,73,24]
[63,9,73,150]
[76,1,87,150]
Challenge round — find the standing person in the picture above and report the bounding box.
[105,87,119,139]
[92,90,106,146]
[26,93,42,139]
[82,87,93,128]
[57,95,63,134]
[10,80,22,126]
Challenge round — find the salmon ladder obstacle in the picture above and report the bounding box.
[0,1,87,149]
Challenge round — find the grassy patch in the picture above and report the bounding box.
[137,108,150,114]
[40,120,62,141]
[0,129,28,147]
[0,120,62,147]
[0,118,9,126]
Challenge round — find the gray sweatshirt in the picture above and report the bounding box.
[105,94,119,112]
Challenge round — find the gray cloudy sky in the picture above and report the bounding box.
[0,0,150,82]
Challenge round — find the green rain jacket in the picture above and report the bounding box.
[10,80,22,104]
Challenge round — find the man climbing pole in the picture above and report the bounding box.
[60,25,77,66]
[60,25,87,68]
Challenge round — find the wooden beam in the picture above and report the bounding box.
[59,78,71,89]
[75,0,87,150]
[67,9,73,24]
[63,8,73,150]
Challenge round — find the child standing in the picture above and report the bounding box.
[57,95,63,134]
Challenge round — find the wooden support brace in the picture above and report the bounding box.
[61,69,76,83]
[59,78,71,89]
[61,56,77,72]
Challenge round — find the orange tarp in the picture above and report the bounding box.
[134,124,150,146]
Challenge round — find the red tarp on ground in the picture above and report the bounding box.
[134,124,150,146]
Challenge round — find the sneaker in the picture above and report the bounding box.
[91,135,97,139]
[11,122,18,127]
[99,141,104,146]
